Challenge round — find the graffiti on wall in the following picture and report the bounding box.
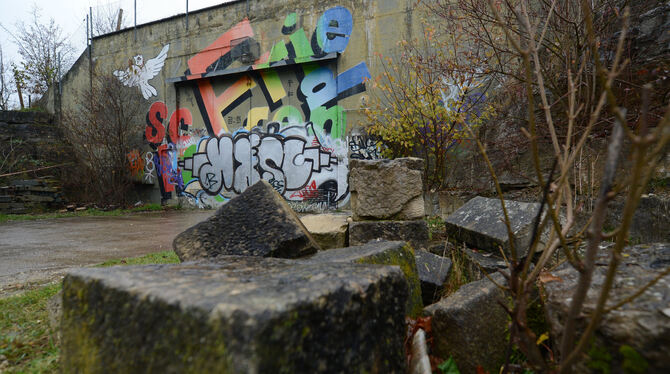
[180,121,348,208]
[114,44,170,99]
[348,135,382,160]
[124,6,369,208]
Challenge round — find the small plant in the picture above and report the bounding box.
[426,215,445,241]
[442,244,472,296]
[364,23,494,190]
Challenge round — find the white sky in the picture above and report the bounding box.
[0,0,233,106]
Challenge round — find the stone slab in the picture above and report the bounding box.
[444,196,545,256]
[173,180,320,261]
[542,243,670,372]
[349,157,425,220]
[299,213,349,249]
[414,250,452,305]
[302,240,423,317]
[423,272,508,373]
[349,220,429,250]
[61,257,408,373]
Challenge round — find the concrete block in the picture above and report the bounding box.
[61,257,408,373]
[173,180,320,261]
[423,272,508,373]
[349,158,425,221]
[349,219,429,250]
[445,196,545,256]
[299,213,349,249]
[414,250,451,305]
[302,240,423,317]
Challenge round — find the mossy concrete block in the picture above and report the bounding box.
[423,272,508,374]
[444,196,545,257]
[349,157,425,221]
[173,180,320,261]
[61,257,408,373]
[299,213,349,249]
[414,250,451,305]
[349,220,429,250]
[302,240,423,317]
[543,243,670,372]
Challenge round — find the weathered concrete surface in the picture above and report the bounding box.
[349,158,425,221]
[349,220,429,249]
[173,180,320,261]
[606,194,670,243]
[423,272,509,374]
[0,210,213,294]
[61,257,408,373]
[415,250,451,306]
[543,243,670,372]
[299,213,349,249]
[302,240,423,317]
[445,196,545,256]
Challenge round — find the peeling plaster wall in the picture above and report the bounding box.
[55,0,417,210]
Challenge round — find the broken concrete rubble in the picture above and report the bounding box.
[414,250,451,306]
[542,242,670,372]
[423,272,509,374]
[302,240,423,317]
[173,180,320,261]
[348,219,429,249]
[349,157,425,221]
[299,213,349,249]
[61,257,408,373]
[444,196,546,257]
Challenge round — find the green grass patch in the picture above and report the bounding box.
[0,250,181,372]
[426,215,446,241]
[0,283,60,373]
[0,204,178,224]
[96,250,180,267]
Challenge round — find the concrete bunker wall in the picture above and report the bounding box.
[56,0,419,210]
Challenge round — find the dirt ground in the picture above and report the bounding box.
[0,210,213,296]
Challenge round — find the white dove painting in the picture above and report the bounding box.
[113,44,170,100]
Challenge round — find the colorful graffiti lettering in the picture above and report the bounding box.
[126,150,145,176]
[143,101,193,200]
[180,122,345,207]
[132,6,369,209]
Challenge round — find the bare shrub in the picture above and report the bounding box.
[61,71,145,206]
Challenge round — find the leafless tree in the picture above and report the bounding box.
[450,1,670,372]
[0,43,13,110]
[92,3,127,36]
[2,6,74,98]
[61,70,145,206]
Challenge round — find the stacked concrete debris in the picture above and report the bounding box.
[348,157,429,249]
[0,179,63,213]
[60,180,417,372]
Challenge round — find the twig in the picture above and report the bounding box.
[558,113,625,366]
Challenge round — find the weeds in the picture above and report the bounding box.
[0,283,60,373]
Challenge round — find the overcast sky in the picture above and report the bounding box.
[0,0,232,106]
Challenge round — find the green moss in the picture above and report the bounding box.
[355,243,423,317]
[619,345,648,374]
[587,340,612,374]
